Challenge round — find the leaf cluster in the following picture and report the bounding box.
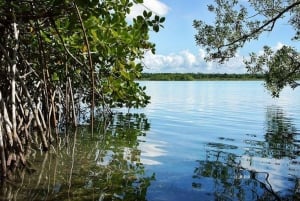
[0,0,164,113]
[0,0,166,176]
[194,0,300,96]
[245,45,300,97]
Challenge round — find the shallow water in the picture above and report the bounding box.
[1,81,299,201]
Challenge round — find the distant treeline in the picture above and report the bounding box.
[139,73,266,81]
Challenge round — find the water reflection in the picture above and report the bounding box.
[0,113,153,201]
[193,106,300,200]
[264,106,299,159]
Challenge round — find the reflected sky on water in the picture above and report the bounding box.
[136,81,300,201]
[0,81,299,201]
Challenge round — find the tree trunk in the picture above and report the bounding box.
[0,92,7,177]
[11,14,19,153]
[74,2,95,133]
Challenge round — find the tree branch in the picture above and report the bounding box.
[222,1,300,49]
[50,18,84,66]
[73,1,95,132]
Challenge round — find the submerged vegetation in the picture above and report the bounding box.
[0,113,153,201]
[0,0,164,177]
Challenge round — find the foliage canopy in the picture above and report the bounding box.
[194,0,300,97]
[0,0,164,176]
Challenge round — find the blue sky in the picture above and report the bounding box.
[130,0,299,73]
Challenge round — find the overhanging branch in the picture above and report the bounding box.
[222,1,300,49]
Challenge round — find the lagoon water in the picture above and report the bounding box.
[137,81,300,201]
[1,81,299,201]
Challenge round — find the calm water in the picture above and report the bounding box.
[1,81,299,201]
[137,81,300,201]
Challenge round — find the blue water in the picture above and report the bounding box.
[133,81,300,201]
[2,81,299,201]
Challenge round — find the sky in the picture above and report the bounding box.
[130,0,299,74]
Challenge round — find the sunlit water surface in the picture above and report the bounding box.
[137,81,300,201]
[1,81,299,201]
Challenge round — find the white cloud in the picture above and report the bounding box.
[128,0,169,19]
[198,48,206,59]
[143,0,169,16]
[275,42,284,50]
[142,49,247,74]
[142,42,292,74]
[257,42,286,56]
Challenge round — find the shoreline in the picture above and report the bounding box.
[138,73,266,81]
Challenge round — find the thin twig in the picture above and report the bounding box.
[50,18,84,66]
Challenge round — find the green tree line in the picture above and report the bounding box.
[140,73,268,81]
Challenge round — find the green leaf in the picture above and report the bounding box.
[143,10,147,18]
[153,24,159,32]
[147,11,152,18]
[52,72,59,81]
[137,15,144,22]
[75,69,81,75]
[147,21,153,26]
[40,31,51,43]
[160,17,166,23]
